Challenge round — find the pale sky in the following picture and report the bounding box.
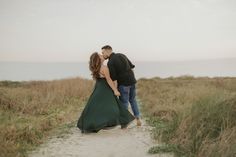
[0,0,236,62]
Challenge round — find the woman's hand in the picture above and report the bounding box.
[114,90,121,96]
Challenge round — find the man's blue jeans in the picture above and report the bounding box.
[118,84,140,118]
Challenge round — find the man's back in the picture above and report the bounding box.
[108,53,137,86]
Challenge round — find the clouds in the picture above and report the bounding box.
[0,0,236,62]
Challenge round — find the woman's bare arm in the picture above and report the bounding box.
[101,66,120,96]
[114,80,118,88]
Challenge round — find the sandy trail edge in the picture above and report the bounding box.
[28,120,173,157]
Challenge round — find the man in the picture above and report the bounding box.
[101,45,142,126]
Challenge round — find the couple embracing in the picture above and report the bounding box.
[77,45,141,133]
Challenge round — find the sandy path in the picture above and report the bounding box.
[29,120,172,157]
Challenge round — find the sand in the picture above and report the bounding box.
[29,120,173,157]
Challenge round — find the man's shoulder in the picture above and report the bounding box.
[114,53,128,60]
[109,52,127,63]
[109,52,120,61]
[116,53,125,56]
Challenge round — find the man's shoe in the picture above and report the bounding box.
[137,119,142,126]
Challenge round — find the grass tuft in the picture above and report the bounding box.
[0,77,93,157]
[138,77,236,157]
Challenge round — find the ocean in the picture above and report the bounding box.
[0,58,235,81]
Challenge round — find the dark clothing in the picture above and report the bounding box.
[77,78,135,133]
[118,84,140,118]
[107,53,137,86]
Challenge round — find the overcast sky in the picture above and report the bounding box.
[0,0,236,62]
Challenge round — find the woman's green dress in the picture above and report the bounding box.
[77,78,135,133]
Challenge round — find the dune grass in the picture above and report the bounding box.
[2,76,236,157]
[0,77,93,157]
[137,76,236,157]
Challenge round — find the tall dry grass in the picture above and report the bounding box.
[0,77,93,157]
[137,76,236,157]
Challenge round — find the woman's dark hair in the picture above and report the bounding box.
[89,52,101,79]
[101,45,112,50]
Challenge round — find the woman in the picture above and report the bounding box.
[77,52,135,133]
